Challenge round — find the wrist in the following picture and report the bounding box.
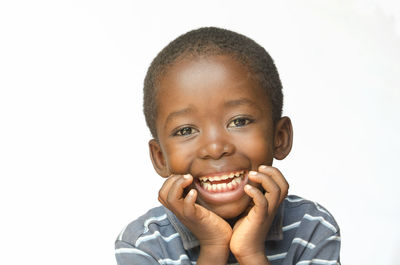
[230,241,265,261]
[235,252,269,265]
[197,244,229,265]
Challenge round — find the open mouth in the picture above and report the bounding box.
[193,170,248,205]
[198,170,245,193]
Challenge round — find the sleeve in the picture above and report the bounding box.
[115,240,159,265]
[282,201,341,265]
[294,230,341,265]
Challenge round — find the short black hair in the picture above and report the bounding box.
[143,27,283,139]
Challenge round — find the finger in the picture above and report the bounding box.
[244,184,268,219]
[248,171,280,210]
[183,189,199,220]
[166,174,193,205]
[158,175,181,205]
[258,166,289,203]
[248,170,280,195]
[161,175,187,211]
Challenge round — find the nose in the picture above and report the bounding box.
[197,127,235,160]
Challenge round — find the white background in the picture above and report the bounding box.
[1,1,399,264]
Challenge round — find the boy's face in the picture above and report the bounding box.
[150,55,283,219]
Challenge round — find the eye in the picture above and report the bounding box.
[228,117,253,128]
[173,126,198,136]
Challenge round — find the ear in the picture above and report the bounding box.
[149,139,170,178]
[273,116,293,160]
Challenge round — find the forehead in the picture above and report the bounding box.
[156,55,268,108]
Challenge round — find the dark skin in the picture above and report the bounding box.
[149,55,293,264]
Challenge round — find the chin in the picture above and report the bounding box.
[206,197,251,220]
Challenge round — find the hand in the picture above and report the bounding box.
[230,166,289,264]
[158,174,232,263]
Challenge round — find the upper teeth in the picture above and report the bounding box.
[199,171,244,182]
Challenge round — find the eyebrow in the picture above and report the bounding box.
[224,98,256,108]
[163,98,260,128]
[224,98,264,113]
[164,107,195,126]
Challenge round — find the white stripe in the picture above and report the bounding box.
[296,259,339,265]
[115,248,152,258]
[292,237,316,249]
[303,214,338,233]
[282,221,301,232]
[314,202,331,217]
[143,214,167,233]
[267,252,287,261]
[285,197,304,203]
[158,254,194,265]
[327,235,341,241]
[135,231,180,247]
[117,225,128,241]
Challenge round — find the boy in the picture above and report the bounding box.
[115,27,340,265]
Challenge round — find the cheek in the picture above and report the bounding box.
[164,144,193,174]
[235,131,274,166]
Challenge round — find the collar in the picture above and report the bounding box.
[165,203,284,251]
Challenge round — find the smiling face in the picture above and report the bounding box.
[149,54,291,219]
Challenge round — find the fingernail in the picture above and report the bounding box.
[188,189,195,196]
[245,184,252,190]
[259,165,267,170]
[183,174,191,179]
[249,171,257,176]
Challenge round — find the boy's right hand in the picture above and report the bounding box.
[158,174,232,263]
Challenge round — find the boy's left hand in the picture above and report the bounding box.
[230,165,289,263]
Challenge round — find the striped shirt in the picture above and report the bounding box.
[115,195,340,265]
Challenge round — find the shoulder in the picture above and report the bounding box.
[115,207,194,264]
[281,195,341,258]
[283,195,339,230]
[116,206,171,245]
[277,195,341,263]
